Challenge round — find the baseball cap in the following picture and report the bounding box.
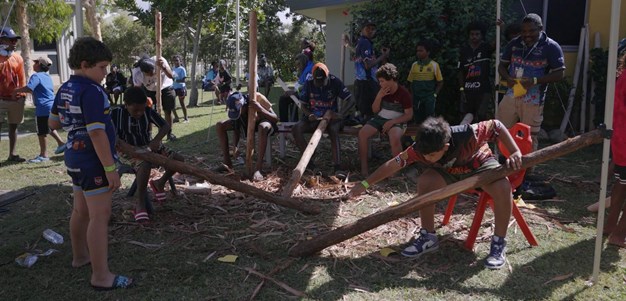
[312,63,329,86]
[0,27,21,39]
[360,19,375,29]
[34,56,52,66]
[227,92,247,120]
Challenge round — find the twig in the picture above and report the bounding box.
[242,265,304,298]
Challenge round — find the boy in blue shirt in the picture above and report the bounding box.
[171,55,188,123]
[13,56,66,162]
[49,37,133,290]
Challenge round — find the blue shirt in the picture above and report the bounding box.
[501,32,565,104]
[295,61,313,98]
[301,74,352,117]
[354,35,378,81]
[204,68,218,83]
[50,75,116,168]
[27,72,55,117]
[172,66,187,89]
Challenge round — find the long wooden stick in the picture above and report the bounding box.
[288,129,603,257]
[560,26,586,134]
[282,110,333,197]
[116,141,320,214]
[246,11,258,176]
[155,11,162,114]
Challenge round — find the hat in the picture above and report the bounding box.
[34,56,52,66]
[312,63,329,86]
[0,27,21,39]
[360,19,375,29]
[227,92,247,120]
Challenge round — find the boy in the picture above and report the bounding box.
[406,40,443,125]
[215,59,232,105]
[346,117,522,269]
[105,64,126,105]
[215,91,278,181]
[12,56,66,162]
[278,53,312,122]
[48,37,133,289]
[358,63,412,176]
[111,86,185,222]
[171,55,189,123]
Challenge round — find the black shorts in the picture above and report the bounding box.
[146,87,176,111]
[35,116,51,136]
[175,87,187,97]
[219,84,231,94]
[462,92,493,121]
[615,164,626,184]
[354,79,379,117]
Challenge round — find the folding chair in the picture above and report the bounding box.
[442,122,538,250]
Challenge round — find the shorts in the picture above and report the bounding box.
[615,164,626,184]
[430,159,501,184]
[146,87,176,112]
[112,86,123,93]
[0,98,25,124]
[175,87,187,97]
[366,115,407,132]
[219,84,231,94]
[462,92,493,122]
[118,145,175,170]
[35,116,51,136]
[67,165,110,196]
[354,79,379,117]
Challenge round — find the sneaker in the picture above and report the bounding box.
[28,155,50,163]
[173,117,180,123]
[401,229,439,258]
[183,118,189,124]
[484,236,507,269]
[167,134,178,141]
[7,155,26,163]
[54,144,67,154]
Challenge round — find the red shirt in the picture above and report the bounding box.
[612,73,626,165]
[0,53,26,99]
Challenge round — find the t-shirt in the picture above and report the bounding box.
[172,66,187,89]
[406,59,443,94]
[459,42,493,94]
[111,106,167,147]
[258,65,274,83]
[0,53,26,99]
[612,73,626,166]
[400,119,504,175]
[105,72,127,90]
[377,85,412,120]
[295,61,314,95]
[354,35,378,81]
[204,68,218,83]
[301,74,352,118]
[27,72,55,117]
[132,56,174,91]
[50,75,116,168]
[501,32,565,104]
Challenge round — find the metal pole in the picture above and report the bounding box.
[235,0,240,87]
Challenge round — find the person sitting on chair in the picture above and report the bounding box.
[105,64,127,105]
[111,86,185,223]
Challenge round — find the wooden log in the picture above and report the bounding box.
[116,141,320,214]
[155,11,162,114]
[282,110,333,197]
[288,129,604,257]
[246,11,259,176]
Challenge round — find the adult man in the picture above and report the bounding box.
[458,21,494,124]
[171,55,188,123]
[278,53,313,122]
[258,55,274,97]
[291,63,353,178]
[497,13,565,151]
[354,20,389,123]
[0,27,26,163]
[105,64,127,105]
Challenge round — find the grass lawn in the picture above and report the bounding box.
[1,87,625,300]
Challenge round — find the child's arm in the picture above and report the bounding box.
[435,80,443,96]
[495,122,522,170]
[383,108,413,134]
[89,129,121,191]
[251,93,278,124]
[157,57,174,79]
[346,151,406,199]
[371,85,388,114]
[11,86,32,97]
[147,109,170,151]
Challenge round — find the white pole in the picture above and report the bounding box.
[590,0,621,285]
[494,0,501,116]
[235,0,240,87]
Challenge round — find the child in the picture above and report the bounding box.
[48,37,133,289]
[406,40,443,125]
[346,117,522,269]
[12,56,66,162]
[215,91,278,181]
[604,52,626,247]
[171,55,189,123]
[215,59,232,105]
[111,86,185,222]
[358,63,413,176]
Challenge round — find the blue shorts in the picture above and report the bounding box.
[67,165,110,196]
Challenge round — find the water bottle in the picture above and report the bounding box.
[42,229,64,244]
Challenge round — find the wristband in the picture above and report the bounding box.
[533,77,538,85]
[459,87,464,91]
[361,180,370,189]
[103,164,116,172]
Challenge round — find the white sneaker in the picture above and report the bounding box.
[29,155,50,163]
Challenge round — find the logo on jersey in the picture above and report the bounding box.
[94,176,103,186]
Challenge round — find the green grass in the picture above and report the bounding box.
[1,88,626,300]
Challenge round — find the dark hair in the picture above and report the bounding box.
[39,63,50,72]
[124,86,148,105]
[416,40,432,53]
[301,38,315,51]
[139,58,156,73]
[376,63,399,81]
[504,23,522,40]
[522,13,543,28]
[416,117,451,155]
[467,21,487,38]
[67,37,112,69]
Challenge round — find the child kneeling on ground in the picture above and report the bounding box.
[346,117,522,269]
[111,86,185,222]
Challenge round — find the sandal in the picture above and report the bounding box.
[149,180,166,204]
[91,275,134,291]
[132,210,150,223]
[7,155,26,162]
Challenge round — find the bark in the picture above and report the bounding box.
[15,1,30,78]
[246,11,258,176]
[288,129,604,257]
[83,0,101,41]
[116,140,321,214]
[188,16,202,107]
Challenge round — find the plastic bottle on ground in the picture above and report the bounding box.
[42,229,64,244]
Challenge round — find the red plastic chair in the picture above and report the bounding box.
[441,122,538,250]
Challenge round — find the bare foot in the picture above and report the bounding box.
[72,258,91,268]
[607,234,626,248]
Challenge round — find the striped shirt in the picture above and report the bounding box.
[111,106,167,147]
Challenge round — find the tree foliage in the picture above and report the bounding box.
[101,15,154,70]
[27,0,73,44]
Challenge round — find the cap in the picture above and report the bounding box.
[227,92,247,120]
[312,63,329,86]
[34,56,52,66]
[360,19,376,29]
[0,27,21,39]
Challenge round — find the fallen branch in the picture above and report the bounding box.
[242,266,305,298]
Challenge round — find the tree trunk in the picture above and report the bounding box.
[288,129,604,257]
[83,0,101,41]
[15,1,30,78]
[188,16,203,107]
[116,140,321,214]
[246,11,258,176]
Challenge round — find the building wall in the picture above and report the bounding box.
[587,0,626,49]
[325,7,356,85]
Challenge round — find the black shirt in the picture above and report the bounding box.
[111,106,167,147]
[458,42,493,94]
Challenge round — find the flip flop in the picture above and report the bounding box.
[132,209,150,223]
[91,275,134,291]
[149,180,166,204]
